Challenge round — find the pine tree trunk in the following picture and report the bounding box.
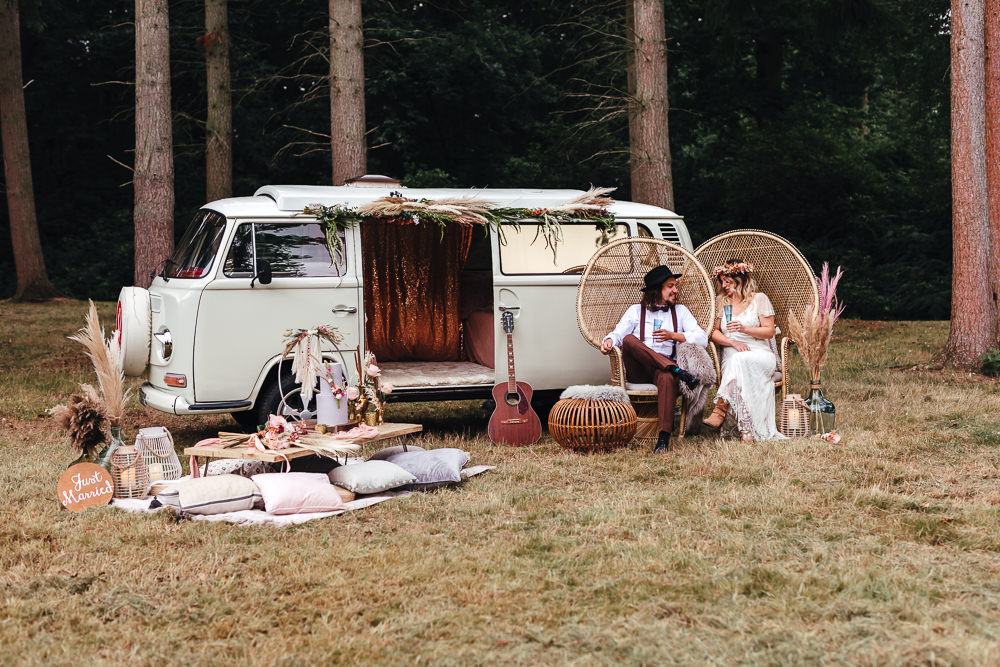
[627,0,674,211]
[134,0,174,288]
[205,0,232,202]
[329,0,366,185]
[945,0,995,368]
[986,0,1000,347]
[0,0,59,301]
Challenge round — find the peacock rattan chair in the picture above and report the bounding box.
[693,229,819,404]
[576,238,716,445]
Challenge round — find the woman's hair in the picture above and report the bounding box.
[716,257,758,304]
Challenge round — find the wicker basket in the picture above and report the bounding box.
[779,394,810,438]
[548,398,637,452]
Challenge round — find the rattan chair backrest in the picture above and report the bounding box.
[693,230,818,340]
[576,238,716,349]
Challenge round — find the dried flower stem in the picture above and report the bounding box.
[68,300,130,425]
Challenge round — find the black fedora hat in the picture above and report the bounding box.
[641,264,683,292]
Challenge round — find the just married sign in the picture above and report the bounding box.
[58,463,113,511]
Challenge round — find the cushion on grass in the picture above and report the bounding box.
[386,448,470,489]
[327,461,416,494]
[251,472,346,515]
[367,444,425,461]
[174,474,262,515]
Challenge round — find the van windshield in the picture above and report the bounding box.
[166,210,226,278]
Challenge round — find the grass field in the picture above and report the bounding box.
[3,299,1000,665]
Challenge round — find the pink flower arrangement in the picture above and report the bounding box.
[787,262,846,383]
[818,263,845,325]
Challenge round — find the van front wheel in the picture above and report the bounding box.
[251,379,314,428]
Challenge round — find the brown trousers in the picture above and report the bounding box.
[621,335,680,434]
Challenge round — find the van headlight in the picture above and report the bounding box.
[153,327,173,362]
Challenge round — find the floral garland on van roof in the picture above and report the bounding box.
[302,186,618,265]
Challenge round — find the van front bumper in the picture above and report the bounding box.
[139,383,251,415]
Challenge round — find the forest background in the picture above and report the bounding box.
[0,0,950,320]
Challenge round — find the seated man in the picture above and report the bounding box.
[600,265,708,453]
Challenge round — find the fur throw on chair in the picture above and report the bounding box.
[676,343,717,435]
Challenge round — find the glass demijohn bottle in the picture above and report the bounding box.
[806,382,835,435]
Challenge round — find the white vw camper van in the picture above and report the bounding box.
[118,181,692,427]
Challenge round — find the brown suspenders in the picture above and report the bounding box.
[640,305,679,361]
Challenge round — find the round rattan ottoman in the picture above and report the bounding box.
[548,385,637,452]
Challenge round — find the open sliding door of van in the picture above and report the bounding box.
[194,220,363,403]
[490,222,633,393]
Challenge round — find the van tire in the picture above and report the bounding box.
[117,286,151,377]
[230,410,259,432]
[253,377,313,427]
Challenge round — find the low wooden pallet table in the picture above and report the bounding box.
[184,422,423,478]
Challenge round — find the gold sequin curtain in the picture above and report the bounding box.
[362,221,473,361]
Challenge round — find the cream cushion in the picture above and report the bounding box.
[172,474,262,515]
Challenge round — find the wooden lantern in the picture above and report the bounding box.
[135,427,182,486]
[110,441,149,499]
[548,398,637,452]
[779,394,810,438]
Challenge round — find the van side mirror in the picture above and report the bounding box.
[251,260,272,287]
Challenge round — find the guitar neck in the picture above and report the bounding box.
[506,332,516,392]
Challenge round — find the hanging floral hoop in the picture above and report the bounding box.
[280,325,345,406]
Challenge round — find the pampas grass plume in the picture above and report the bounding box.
[67,300,130,425]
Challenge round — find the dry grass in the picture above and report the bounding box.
[3,301,1000,665]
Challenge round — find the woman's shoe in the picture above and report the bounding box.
[703,398,729,429]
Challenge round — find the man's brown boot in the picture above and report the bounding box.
[703,398,729,429]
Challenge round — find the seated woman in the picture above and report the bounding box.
[703,260,787,441]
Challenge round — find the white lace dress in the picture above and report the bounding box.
[717,292,787,440]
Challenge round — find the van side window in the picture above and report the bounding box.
[224,222,346,278]
[498,223,630,275]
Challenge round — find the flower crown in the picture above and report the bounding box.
[711,261,754,278]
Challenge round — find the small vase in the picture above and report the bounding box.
[806,381,835,435]
[94,425,124,473]
[363,409,379,427]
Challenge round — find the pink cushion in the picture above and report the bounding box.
[464,311,495,369]
[251,472,346,515]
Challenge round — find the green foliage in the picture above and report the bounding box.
[0,0,954,320]
[979,349,1000,378]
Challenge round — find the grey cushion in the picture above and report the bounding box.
[386,448,470,489]
[367,444,425,461]
[327,460,416,494]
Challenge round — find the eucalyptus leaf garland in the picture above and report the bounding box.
[302,187,618,265]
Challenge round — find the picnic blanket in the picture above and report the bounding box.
[111,465,494,527]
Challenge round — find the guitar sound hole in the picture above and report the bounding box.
[504,392,520,407]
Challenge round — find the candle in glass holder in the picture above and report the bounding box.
[146,462,165,482]
[788,408,801,431]
[119,466,138,492]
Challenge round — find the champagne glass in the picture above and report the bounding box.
[723,304,733,334]
[652,317,663,331]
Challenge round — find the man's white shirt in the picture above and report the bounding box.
[603,304,708,357]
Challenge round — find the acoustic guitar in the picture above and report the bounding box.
[488,311,542,446]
